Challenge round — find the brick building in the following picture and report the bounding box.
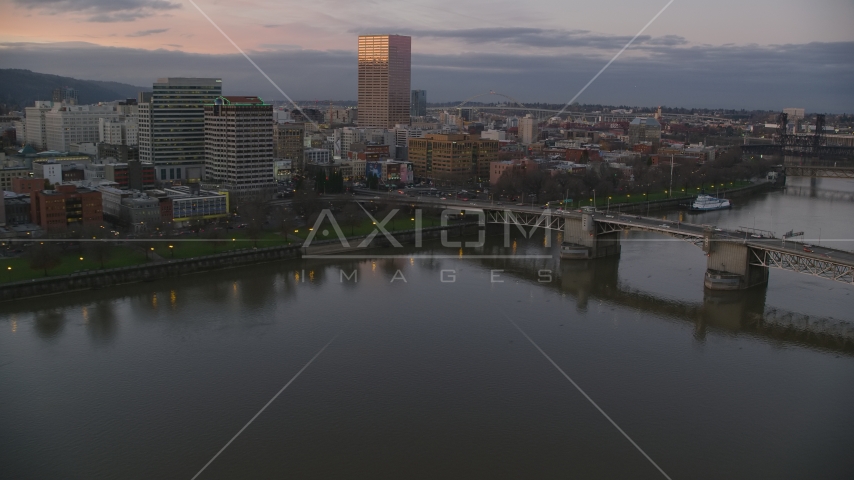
[11,178,46,195]
[408,134,499,180]
[31,184,103,233]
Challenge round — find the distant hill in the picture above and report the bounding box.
[0,69,147,111]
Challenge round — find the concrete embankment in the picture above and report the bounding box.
[0,222,480,302]
[0,245,302,303]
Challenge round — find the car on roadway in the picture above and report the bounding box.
[659,224,671,228]
[605,214,614,218]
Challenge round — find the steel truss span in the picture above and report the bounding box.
[750,249,854,284]
[785,166,854,179]
[486,210,565,231]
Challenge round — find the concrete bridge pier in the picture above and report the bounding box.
[703,230,768,290]
[560,214,622,260]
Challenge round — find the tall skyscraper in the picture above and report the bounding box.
[204,96,274,194]
[357,34,411,128]
[138,78,222,183]
[411,90,427,117]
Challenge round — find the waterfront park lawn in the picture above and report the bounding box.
[581,180,752,209]
[0,232,292,285]
[1,245,147,284]
[151,231,290,260]
[291,213,453,240]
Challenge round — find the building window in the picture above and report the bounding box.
[170,169,175,180]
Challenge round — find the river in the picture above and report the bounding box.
[1,177,853,479]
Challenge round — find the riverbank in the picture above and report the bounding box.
[0,222,480,302]
[604,180,774,214]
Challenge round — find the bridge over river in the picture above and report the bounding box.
[352,191,854,291]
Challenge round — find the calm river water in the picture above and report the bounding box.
[1,177,853,479]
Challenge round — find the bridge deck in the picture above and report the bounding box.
[360,192,854,269]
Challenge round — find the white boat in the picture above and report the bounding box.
[691,194,731,211]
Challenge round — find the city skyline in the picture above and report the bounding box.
[0,1,853,111]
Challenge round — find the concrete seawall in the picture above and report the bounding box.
[0,222,480,302]
[0,245,303,303]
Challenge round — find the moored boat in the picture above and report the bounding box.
[691,194,731,211]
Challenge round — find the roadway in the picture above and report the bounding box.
[351,188,854,266]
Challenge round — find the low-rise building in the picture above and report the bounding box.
[408,133,499,180]
[365,160,414,184]
[628,117,662,148]
[11,178,44,195]
[164,185,229,225]
[0,167,31,191]
[34,162,63,185]
[30,184,103,233]
[105,161,156,190]
[97,186,129,221]
[120,193,161,232]
[3,191,32,225]
[489,160,519,185]
[304,148,332,165]
[273,159,292,181]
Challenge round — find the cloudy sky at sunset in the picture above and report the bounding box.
[2,0,853,111]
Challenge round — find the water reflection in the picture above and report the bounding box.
[87,302,118,345]
[33,310,66,339]
[239,274,276,309]
[471,252,854,354]
[4,230,851,355]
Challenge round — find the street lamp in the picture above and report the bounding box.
[169,245,174,258]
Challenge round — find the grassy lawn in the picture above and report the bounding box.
[0,232,292,284]
[152,231,290,260]
[292,214,451,240]
[1,245,147,284]
[578,180,752,208]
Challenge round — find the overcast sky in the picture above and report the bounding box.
[2,0,853,111]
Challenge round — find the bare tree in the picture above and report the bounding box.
[239,195,268,247]
[340,203,363,236]
[28,243,63,277]
[269,206,291,241]
[84,227,114,269]
[292,189,322,220]
[207,228,226,253]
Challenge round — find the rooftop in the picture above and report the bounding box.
[630,117,662,127]
[212,96,266,105]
